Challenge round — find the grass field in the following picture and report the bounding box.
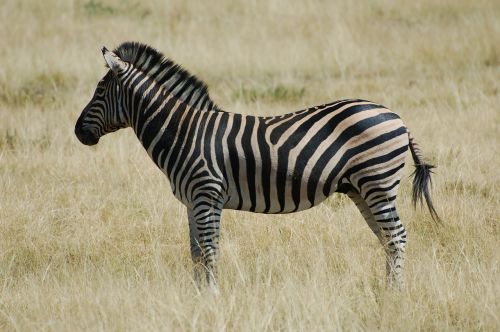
[0,0,499,330]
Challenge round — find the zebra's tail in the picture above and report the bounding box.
[407,131,441,222]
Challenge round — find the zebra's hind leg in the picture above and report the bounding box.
[186,200,222,293]
[187,208,205,287]
[347,190,384,244]
[347,189,407,288]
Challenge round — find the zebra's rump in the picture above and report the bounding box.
[222,99,409,214]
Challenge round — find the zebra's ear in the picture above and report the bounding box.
[102,46,127,74]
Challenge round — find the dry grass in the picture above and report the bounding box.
[0,0,499,330]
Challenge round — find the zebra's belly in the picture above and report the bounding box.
[223,170,335,214]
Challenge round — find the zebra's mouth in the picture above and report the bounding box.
[75,125,99,146]
[78,133,99,146]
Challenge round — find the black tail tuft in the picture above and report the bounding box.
[412,163,440,222]
[408,131,441,222]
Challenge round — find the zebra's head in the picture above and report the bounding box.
[75,47,130,146]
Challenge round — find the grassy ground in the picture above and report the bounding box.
[0,0,499,330]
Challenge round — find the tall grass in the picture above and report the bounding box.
[0,0,499,330]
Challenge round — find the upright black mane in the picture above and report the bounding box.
[112,41,219,111]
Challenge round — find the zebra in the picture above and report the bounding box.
[75,42,439,290]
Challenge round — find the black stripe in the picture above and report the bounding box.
[357,163,405,189]
[214,113,229,192]
[376,217,400,223]
[368,195,397,209]
[275,146,288,212]
[373,207,396,215]
[242,116,257,211]
[227,114,243,209]
[363,180,401,200]
[381,224,403,231]
[203,112,219,178]
[257,119,272,212]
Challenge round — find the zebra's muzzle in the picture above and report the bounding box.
[74,124,99,146]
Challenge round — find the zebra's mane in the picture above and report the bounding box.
[112,41,219,111]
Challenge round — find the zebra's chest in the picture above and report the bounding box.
[163,155,227,208]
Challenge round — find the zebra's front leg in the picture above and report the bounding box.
[186,202,222,292]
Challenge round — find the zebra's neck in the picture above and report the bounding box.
[120,68,221,181]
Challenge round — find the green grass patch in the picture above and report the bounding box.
[232,84,306,104]
[0,71,76,108]
[82,0,151,19]
[0,129,52,152]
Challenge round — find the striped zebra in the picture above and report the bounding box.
[75,42,439,290]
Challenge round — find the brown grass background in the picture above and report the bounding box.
[0,0,499,330]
